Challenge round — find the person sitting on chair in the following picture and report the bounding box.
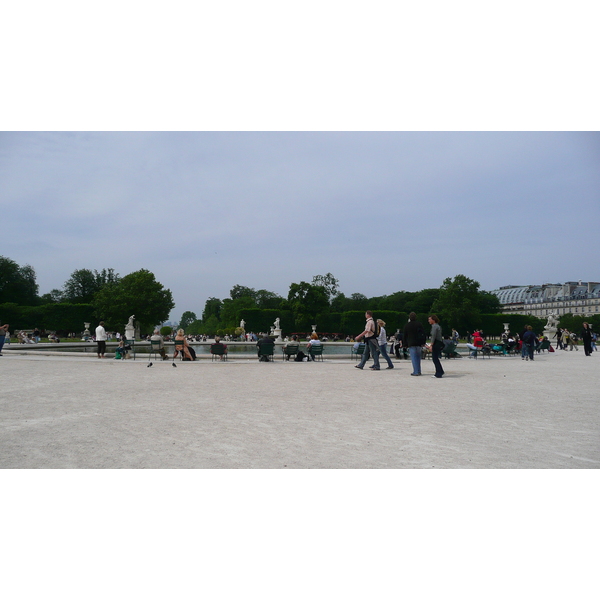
[174,328,194,361]
[150,329,168,360]
[257,334,274,362]
[306,332,322,361]
[466,330,484,357]
[211,336,228,360]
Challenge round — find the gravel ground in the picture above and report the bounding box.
[1,348,598,468]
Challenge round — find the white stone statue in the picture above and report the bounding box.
[125,315,136,340]
[274,317,280,330]
[240,319,246,329]
[546,312,559,329]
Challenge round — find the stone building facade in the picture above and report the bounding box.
[492,281,600,318]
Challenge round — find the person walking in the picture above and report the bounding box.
[427,315,445,378]
[354,311,381,370]
[554,328,563,350]
[376,319,394,369]
[522,325,537,361]
[581,322,593,356]
[95,321,107,358]
[0,323,9,356]
[403,312,425,376]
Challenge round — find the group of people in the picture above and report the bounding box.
[86,316,597,365]
[353,311,445,378]
[554,326,596,355]
[278,333,323,362]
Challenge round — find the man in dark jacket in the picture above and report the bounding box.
[581,322,593,356]
[403,312,425,376]
[257,334,275,361]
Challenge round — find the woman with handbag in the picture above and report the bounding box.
[427,315,445,379]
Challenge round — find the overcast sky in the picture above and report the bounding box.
[1,131,598,321]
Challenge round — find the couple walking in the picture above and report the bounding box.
[404,312,445,378]
[354,311,394,371]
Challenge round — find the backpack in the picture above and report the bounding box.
[372,318,380,338]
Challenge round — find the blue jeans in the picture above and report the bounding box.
[357,337,380,369]
[379,343,394,368]
[409,346,421,375]
[0,335,5,353]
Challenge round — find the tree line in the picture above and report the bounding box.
[3,257,570,338]
[181,273,548,338]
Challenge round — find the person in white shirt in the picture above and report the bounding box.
[95,321,108,358]
[376,319,394,369]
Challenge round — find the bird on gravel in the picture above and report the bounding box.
[172,363,177,367]
[147,362,153,367]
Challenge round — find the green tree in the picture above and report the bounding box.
[219,296,255,328]
[92,269,174,331]
[348,293,369,311]
[255,289,284,309]
[478,291,502,314]
[0,256,39,305]
[431,275,482,331]
[287,282,329,328]
[63,268,120,303]
[410,288,440,313]
[39,289,65,304]
[202,297,223,322]
[179,311,197,330]
[312,273,340,302]
[229,285,256,301]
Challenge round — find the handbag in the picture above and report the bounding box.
[433,338,445,352]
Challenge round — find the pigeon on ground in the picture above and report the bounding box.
[147,362,153,367]
[172,363,177,367]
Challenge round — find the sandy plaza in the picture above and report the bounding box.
[1,345,597,469]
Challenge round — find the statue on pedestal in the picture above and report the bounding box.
[543,311,559,340]
[125,314,136,341]
[272,317,282,341]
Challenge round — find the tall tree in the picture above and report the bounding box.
[0,256,39,305]
[229,285,256,301]
[92,269,174,331]
[288,282,329,327]
[39,289,65,304]
[179,311,197,330]
[431,275,482,330]
[255,289,284,309]
[202,297,223,322]
[63,268,120,303]
[312,273,340,302]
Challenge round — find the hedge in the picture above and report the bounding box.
[0,302,96,334]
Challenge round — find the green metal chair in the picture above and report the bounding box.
[257,343,275,362]
[282,344,299,361]
[172,339,187,362]
[351,343,365,360]
[308,344,324,361]
[211,343,228,361]
[148,339,162,362]
[124,338,135,360]
[442,342,461,359]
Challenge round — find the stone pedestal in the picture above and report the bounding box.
[273,328,283,342]
[125,325,135,341]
